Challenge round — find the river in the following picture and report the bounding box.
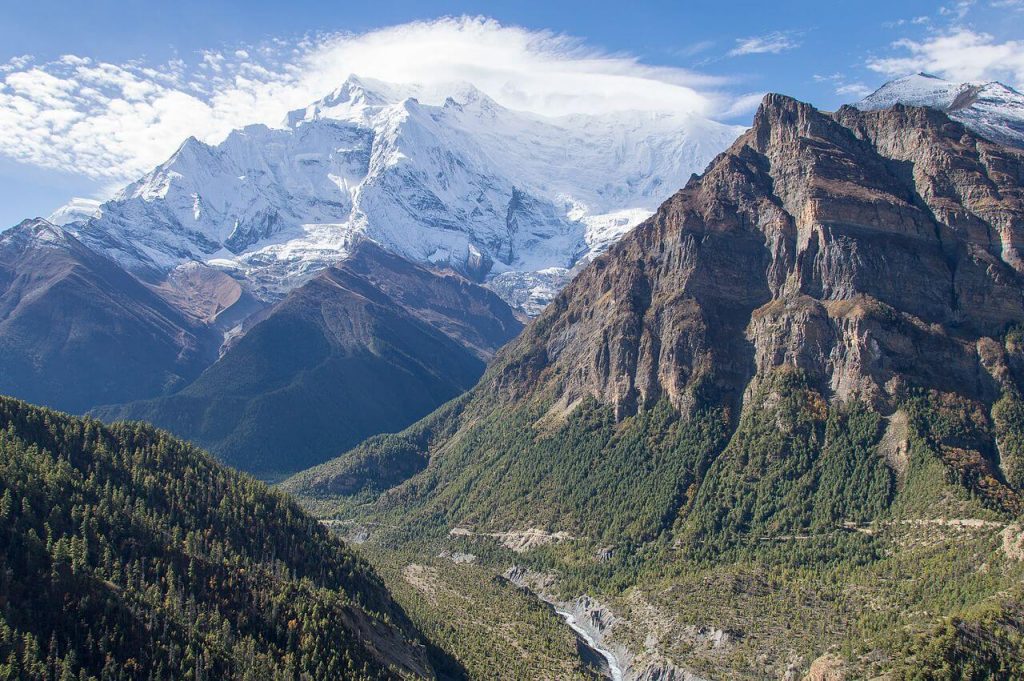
[555,607,624,681]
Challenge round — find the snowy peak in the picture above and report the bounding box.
[6,217,64,238]
[47,198,102,226]
[58,74,743,312]
[285,75,402,127]
[285,76,504,129]
[1,218,78,254]
[323,74,395,108]
[856,73,964,110]
[856,73,1024,149]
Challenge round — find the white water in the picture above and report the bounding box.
[555,608,624,681]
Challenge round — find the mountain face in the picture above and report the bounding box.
[0,395,453,679]
[95,242,523,476]
[0,219,220,413]
[295,94,1024,497]
[286,96,1024,678]
[503,93,1024,420]
[857,72,1024,149]
[57,76,741,313]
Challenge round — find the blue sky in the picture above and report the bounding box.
[1,0,1022,227]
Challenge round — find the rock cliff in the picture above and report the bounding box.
[494,94,1024,421]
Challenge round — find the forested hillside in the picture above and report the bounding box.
[0,396,449,680]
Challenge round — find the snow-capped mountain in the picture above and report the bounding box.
[855,73,1024,149]
[47,198,102,227]
[57,75,742,313]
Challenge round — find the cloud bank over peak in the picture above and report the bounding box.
[0,16,741,186]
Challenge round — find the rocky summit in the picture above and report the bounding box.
[513,93,1024,420]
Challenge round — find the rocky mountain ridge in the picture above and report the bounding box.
[286,94,1024,678]
[491,93,1024,421]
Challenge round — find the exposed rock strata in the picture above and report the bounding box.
[491,95,1024,422]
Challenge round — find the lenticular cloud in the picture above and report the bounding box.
[0,16,733,184]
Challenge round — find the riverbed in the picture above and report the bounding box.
[555,607,624,681]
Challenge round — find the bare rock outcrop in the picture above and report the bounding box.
[487,94,1024,423]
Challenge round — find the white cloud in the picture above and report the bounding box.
[0,16,743,185]
[671,40,715,58]
[939,0,976,19]
[719,92,767,118]
[836,82,873,98]
[292,18,730,117]
[812,73,873,101]
[728,31,801,57]
[883,15,932,28]
[0,55,33,73]
[867,29,1024,86]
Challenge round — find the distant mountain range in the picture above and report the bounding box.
[0,218,522,477]
[94,241,522,476]
[0,74,741,477]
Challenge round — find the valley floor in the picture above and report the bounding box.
[299,381,1024,679]
[339,517,1024,680]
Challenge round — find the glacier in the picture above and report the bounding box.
[54,75,743,313]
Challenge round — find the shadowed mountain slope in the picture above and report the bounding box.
[97,242,523,476]
[0,219,218,413]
